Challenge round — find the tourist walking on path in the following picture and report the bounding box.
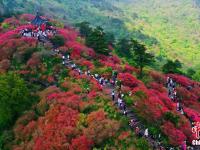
[135,126,140,135]
[181,141,187,150]
[144,128,149,138]
[112,90,115,101]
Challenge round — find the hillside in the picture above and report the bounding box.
[0,14,200,149]
[118,0,200,69]
[1,0,200,69]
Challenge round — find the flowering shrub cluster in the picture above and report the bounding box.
[149,71,166,84]
[118,73,139,88]
[1,14,200,149]
[161,121,186,146]
[19,14,35,22]
[168,74,194,87]
[123,64,139,74]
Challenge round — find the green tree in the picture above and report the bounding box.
[130,39,154,77]
[116,38,132,57]
[192,70,200,82]
[164,112,179,127]
[0,73,30,131]
[105,32,115,45]
[77,21,92,37]
[50,35,65,48]
[86,26,109,55]
[187,68,196,78]
[162,59,182,74]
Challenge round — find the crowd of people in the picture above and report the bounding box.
[20,24,56,42]
[166,77,197,150]
[167,77,184,114]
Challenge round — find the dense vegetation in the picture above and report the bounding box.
[0,73,31,132]
[0,13,200,149]
[1,0,200,71]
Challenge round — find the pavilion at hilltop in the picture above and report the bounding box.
[31,12,48,26]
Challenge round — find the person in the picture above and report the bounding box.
[173,90,177,102]
[112,77,117,86]
[118,80,122,90]
[94,73,98,79]
[42,31,47,37]
[159,146,165,150]
[78,69,81,75]
[123,104,126,111]
[167,77,170,86]
[152,141,157,150]
[115,80,118,86]
[86,87,90,94]
[170,93,174,100]
[98,77,101,84]
[144,128,149,137]
[129,119,134,127]
[172,80,176,88]
[123,110,127,116]
[190,115,195,127]
[176,102,180,111]
[112,90,115,101]
[181,141,187,150]
[188,146,194,150]
[129,91,132,96]
[133,101,138,107]
[67,54,70,60]
[118,98,122,108]
[120,101,124,110]
[105,79,108,84]
[62,55,65,60]
[87,70,91,76]
[180,108,184,115]
[135,126,140,135]
[100,77,104,85]
[158,133,161,139]
[71,64,76,69]
[118,91,122,99]
[170,78,173,86]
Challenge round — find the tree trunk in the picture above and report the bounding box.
[139,66,143,78]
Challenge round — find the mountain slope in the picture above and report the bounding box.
[1,0,200,69]
[1,14,200,149]
[117,0,200,68]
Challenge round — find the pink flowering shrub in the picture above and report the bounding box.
[161,121,186,146]
[77,59,94,70]
[148,82,167,93]
[108,55,121,64]
[118,73,139,88]
[58,28,78,41]
[19,14,35,22]
[184,108,200,122]
[150,71,166,84]
[26,53,41,69]
[168,74,194,87]
[176,86,198,105]
[123,64,139,74]
[70,135,93,150]
[0,59,10,71]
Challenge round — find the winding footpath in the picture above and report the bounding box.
[21,29,196,149]
[52,49,167,150]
